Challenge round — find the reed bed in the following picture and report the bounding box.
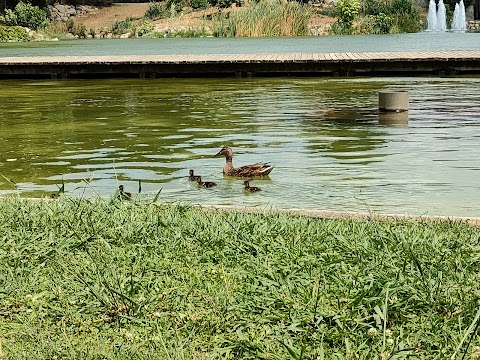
[215,0,312,37]
[0,197,480,359]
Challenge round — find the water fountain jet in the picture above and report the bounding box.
[427,0,437,31]
[451,0,467,31]
[437,0,447,31]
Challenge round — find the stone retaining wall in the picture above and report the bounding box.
[46,3,98,22]
[468,20,480,31]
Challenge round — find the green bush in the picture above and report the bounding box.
[361,0,389,15]
[392,11,423,32]
[390,0,415,14]
[210,0,240,8]
[366,13,393,33]
[330,20,354,34]
[144,1,167,20]
[72,22,87,37]
[135,20,155,36]
[65,18,75,33]
[0,1,47,30]
[190,0,210,10]
[336,0,360,24]
[0,25,29,41]
[111,17,135,35]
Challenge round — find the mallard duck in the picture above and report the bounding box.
[116,185,132,200]
[196,176,217,188]
[189,169,201,182]
[243,180,261,192]
[214,146,274,177]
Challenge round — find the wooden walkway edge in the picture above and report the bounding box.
[1,50,480,78]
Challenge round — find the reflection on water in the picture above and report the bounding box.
[0,77,479,217]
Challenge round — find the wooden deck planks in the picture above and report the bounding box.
[1,50,480,77]
[2,50,480,65]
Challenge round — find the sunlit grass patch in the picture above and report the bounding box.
[0,197,479,358]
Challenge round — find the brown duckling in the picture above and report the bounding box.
[243,180,261,192]
[196,176,217,188]
[189,169,201,182]
[116,184,132,200]
[214,145,274,177]
[49,182,65,199]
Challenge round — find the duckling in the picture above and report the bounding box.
[116,184,132,200]
[189,169,201,182]
[196,176,217,188]
[214,145,274,177]
[50,182,65,199]
[243,180,261,192]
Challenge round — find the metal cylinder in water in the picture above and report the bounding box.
[378,111,409,126]
[379,91,409,112]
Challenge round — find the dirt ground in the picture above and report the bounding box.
[75,2,336,32]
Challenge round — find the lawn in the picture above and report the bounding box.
[0,198,479,359]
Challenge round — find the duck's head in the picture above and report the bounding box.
[119,185,124,191]
[214,145,232,158]
[189,169,194,176]
[243,181,250,187]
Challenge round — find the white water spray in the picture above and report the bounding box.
[436,0,447,31]
[451,0,467,30]
[427,0,437,31]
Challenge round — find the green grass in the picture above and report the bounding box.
[1,198,480,359]
[214,0,312,37]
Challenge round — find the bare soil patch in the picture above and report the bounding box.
[75,2,336,32]
[76,3,150,30]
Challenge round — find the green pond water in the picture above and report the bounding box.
[0,76,479,217]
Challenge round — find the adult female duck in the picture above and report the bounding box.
[214,146,274,177]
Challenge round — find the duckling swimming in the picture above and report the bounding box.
[243,180,261,192]
[189,169,201,182]
[214,146,274,177]
[196,176,217,188]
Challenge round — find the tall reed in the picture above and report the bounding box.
[215,0,312,37]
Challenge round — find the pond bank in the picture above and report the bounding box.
[199,204,480,225]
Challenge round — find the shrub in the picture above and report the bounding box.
[336,0,360,24]
[0,1,47,30]
[361,0,389,15]
[210,0,240,8]
[111,17,135,35]
[66,18,75,33]
[365,13,393,33]
[0,25,29,41]
[330,20,354,34]
[72,22,87,37]
[390,0,415,14]
[144,1,167,20]
[392,11,422,32]
[190,0,210,10]
[135,20,155,36]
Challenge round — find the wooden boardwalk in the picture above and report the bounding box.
[1,50,480,78]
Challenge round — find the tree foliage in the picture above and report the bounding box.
[0,1,46,30]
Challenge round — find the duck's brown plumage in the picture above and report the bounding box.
[196,176,217,188]
[243,180,261,192]
[214,146,274,177]
[189,169,201,182]
[117,185,132,200]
